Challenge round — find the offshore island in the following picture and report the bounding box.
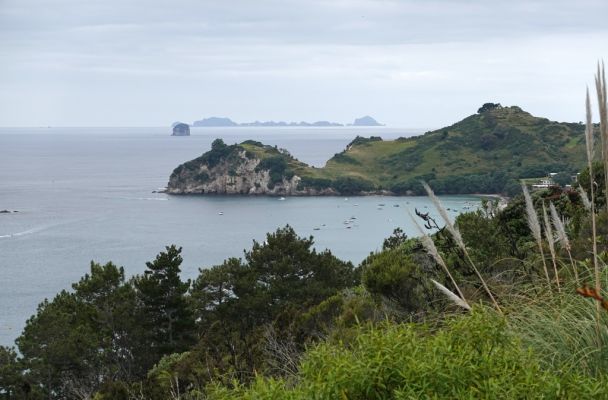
[167,104,588,196]
[172,115,383,129]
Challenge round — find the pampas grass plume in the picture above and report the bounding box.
[431,279,471,311]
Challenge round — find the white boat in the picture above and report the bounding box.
[279,197,286,201]
[218,212,223,215]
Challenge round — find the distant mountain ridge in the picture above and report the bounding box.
[168,104,589,196]
[191,116,383,127]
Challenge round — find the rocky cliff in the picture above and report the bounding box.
[167,139,338,195]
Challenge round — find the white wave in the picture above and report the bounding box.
[0,226,45,239]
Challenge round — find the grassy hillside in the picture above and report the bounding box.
[315,104,588,194]
[170,105,590,195]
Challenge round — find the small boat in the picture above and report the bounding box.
[279,197,286,201]
[354,204,359,206]
[393,204,399,207]
[378,203,385,206]
[313,227,320,231]
[218,212,224,215]
[350,216,357,220]
[346,226,352,229]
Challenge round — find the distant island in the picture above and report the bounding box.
[351,115,383,126]
[167,103,587,196]
[171,122,190,136]
[190,116,383,127]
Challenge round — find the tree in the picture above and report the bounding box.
[15,262,141,399]
[16,291,100,399]
[71,262,142,380]
[0,346,30,399]
[361,243,440,314]
[134,245,195,369]
[184,226,357,385]
[382,227,408,250]
[477,102,502,113]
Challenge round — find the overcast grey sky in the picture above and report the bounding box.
[0,0,606,127]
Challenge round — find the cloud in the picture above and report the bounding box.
[0,0,607,126]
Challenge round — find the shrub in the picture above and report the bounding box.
[205,308,608,399]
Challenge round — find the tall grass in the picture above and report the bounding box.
[550,202,578,283]
[596,62,608,214]
[542,202,561,292]
[521,184,552,288]
[408,211,470,310]
[507,268,608,377]
[422,182,502,313]
[585,89,600,303]
[416,63,608,375]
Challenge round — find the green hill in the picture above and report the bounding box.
[167,104,588,196]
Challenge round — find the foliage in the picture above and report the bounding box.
[331,176,374,194]
[136,226,358,396]
[205,308,608,399]
[255,155,293,185]
[15,262,141,399]
[456,202,513,273]
[477,102,502,113]
[382,227,408,250]
[506,269,608,378]
[201,139,238,168]
[578,160,606,208]
[346,135,383,147]
[133,245,195,370]
[0,346,29,398]
[362,243,441,314]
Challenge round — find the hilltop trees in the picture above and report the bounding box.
[477,102,502,113]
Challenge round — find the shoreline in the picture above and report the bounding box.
[162,188,508,200]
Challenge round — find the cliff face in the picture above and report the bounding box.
[167,140,338,195]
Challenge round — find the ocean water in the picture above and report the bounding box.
[0,127,480,346]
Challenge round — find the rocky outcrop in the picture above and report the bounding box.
[172,123,190,136]
[166,140,339,196]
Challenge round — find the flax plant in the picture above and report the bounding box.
[422,182,501,313]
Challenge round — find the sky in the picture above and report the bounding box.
[0,0,607,127]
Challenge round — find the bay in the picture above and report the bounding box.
[0,127,480,346]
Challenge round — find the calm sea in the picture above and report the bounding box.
[0,127,480,346]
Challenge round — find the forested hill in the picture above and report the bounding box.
[167,104,588,196]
